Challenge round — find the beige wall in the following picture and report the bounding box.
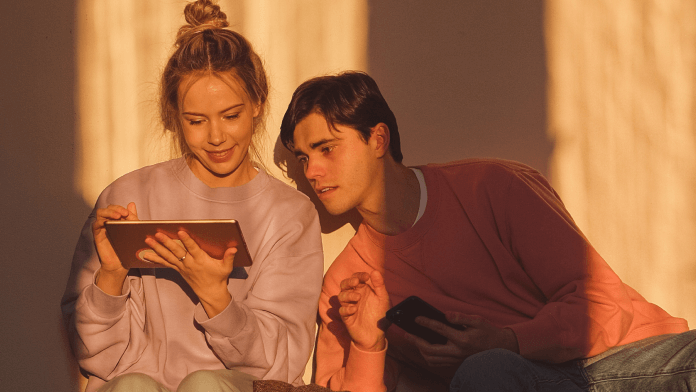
[547,0,696,330]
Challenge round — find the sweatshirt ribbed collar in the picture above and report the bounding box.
[171,157,270,203]
[361,165,440,250]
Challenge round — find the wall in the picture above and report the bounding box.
[0,1,90,391]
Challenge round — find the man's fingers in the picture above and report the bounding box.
[369,270,388,296]
[338,304,357,318]
[445,312,482,327]
[339,272,370,291]
[337,290,361,304]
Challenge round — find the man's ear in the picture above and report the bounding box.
[369,123,391,159]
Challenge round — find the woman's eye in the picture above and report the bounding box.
[187,119,204,126]
[225,113,240,120]
[297,156,308,165]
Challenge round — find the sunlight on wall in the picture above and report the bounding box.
[546,0,696,327]
[74,0,367,388]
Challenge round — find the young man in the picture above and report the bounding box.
[280,71,696,392]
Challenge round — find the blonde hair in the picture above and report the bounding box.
[160,0,269,166]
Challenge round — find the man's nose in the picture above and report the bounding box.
[304,158,324,180]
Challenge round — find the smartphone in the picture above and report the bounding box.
[386,296,465,345]
[104,219,252,269]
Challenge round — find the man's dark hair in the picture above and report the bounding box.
[280,71,403,163]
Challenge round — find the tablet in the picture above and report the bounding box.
[104,219,252,269]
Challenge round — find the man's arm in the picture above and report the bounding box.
[315,261,396,392]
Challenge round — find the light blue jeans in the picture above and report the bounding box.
[97,369,257,392]
[450,330,696,391]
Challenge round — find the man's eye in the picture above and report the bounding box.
[297,156,308,165]
[321,146,334,154]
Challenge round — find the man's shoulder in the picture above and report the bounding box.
[418,158,556,217]
[421,158,540,180]
[322,226,375,288]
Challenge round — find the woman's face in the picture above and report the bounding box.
[178,74,260,188]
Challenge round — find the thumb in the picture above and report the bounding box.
[370,270,388,298]
[223,247,238,268]
[126,202,139,220]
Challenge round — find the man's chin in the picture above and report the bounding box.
[322,202,352,217]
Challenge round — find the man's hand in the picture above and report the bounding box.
[405,312,519,367]
[337,270,391,352]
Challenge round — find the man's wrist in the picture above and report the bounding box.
[355,336,387,352]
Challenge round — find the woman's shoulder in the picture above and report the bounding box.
[262,172,315,209]
[96,158,183,205]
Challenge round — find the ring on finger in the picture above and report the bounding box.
[178,252,187,262]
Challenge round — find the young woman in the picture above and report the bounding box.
[61,1,324,391]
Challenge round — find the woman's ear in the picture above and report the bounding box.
[252,103,261,118]
[369,123,391,159]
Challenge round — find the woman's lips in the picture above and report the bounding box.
[206,147,233,163]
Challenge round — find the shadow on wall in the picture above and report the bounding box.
[366,0,550,175]
[0,0,93,391]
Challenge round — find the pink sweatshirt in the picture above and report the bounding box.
[315,159,688,392]
[61,158,324,391]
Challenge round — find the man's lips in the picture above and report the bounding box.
[206,147,233,163]
[315,186,337,198]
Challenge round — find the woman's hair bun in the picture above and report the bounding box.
[177,0,229,41]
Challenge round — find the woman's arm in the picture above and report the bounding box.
[61,207,150,380]
[195,203,324,385]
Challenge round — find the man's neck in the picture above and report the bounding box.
[357,160,420,236]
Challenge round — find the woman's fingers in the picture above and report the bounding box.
[141,251,177,269]
[125,202,139,220]
[145,233,188,267]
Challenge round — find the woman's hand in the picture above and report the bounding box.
[143,231,236,318]
[92,202,139,295]
[337,270,392,352]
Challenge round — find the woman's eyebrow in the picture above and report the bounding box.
[182,103,245,116]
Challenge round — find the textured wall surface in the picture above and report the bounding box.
[547,0,696,326]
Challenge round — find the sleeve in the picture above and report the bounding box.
[193,203,325,385]
[491,167,637,362]
[313,247,396,392]
[60,209,150,380]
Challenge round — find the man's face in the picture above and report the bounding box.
[292,112,380,215]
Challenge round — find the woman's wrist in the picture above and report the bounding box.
[198,287,232,318]
[96,268,128,296]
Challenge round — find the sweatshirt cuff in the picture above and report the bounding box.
[508,314,565,359]
[343,340,388,392]
[194,299,247,338]
[84,270,130,319]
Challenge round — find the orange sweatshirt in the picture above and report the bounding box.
[315,159,688,392]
